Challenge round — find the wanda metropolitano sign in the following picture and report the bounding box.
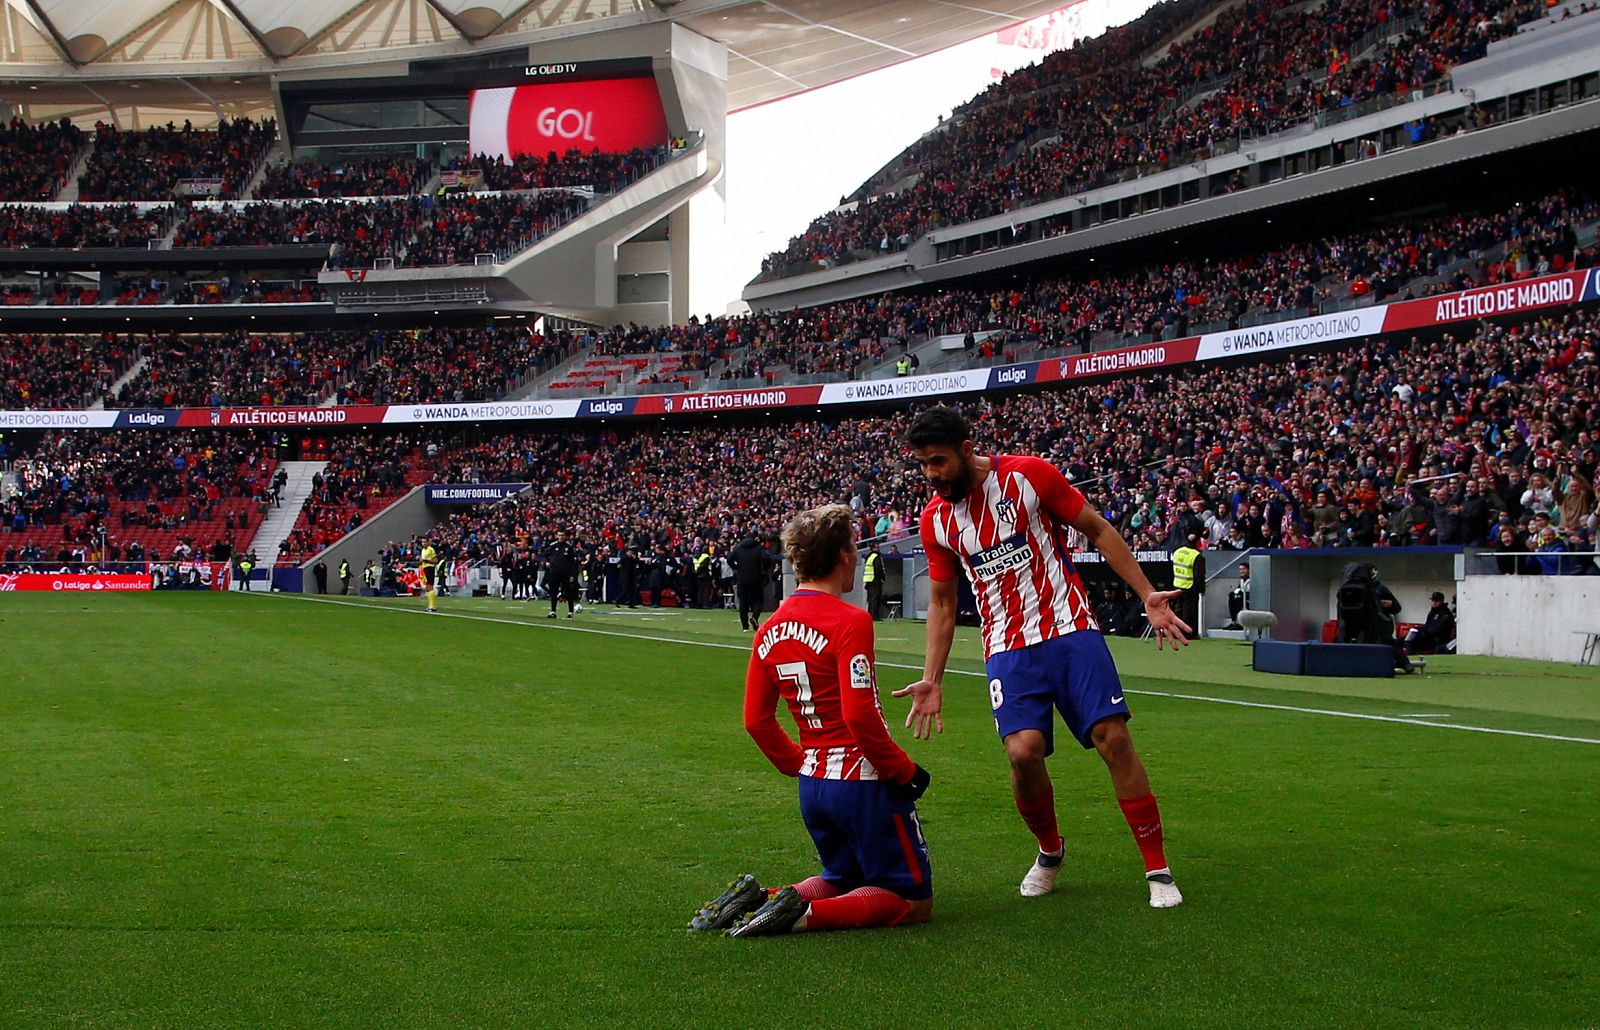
[2,269,1594,433]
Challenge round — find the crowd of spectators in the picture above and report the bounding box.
[404,191,585,266]
[0,333,142,407]
[277,433,437,563]
[77,118,277,202]
[1,431,279,564]
[0,118,85,202]
[762,0,1550,275]
[335,325,579,405]
[0,204,169,249]
[442,145,669,193]
[110,330,371,409]
[167,191,586,267]
[362,302,1599,582]
[170,197,414,262]
[604,187,1597,379]
[255,156,432,199]
[7,292,1594,583]
[1,185,1591,410]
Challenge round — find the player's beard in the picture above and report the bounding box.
[931,455,975,502]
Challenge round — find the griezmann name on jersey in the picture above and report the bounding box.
[743,590,916,784]
[919,454,1099,660]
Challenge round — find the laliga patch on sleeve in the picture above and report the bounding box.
[849,654,874,690]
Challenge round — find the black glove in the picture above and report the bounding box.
[890,764,931,803]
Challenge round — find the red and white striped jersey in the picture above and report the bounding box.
[919,454,1099,660]
[743,591,917,784]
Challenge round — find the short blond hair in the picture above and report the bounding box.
[782,503,856,581]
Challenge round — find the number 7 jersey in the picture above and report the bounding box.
[919,454,1100,660]
[743,590,917,784]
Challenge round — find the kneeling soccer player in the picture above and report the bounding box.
[690,503,932,938]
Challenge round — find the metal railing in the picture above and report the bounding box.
[1463,548,1600,576]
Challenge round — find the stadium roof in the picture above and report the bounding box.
[0,0,1071,122]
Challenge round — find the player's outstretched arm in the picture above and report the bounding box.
[893,576,954,738]
[1069,505,1193,649]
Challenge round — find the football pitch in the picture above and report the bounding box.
[2,592,1597,1027]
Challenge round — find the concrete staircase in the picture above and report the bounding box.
[246,461,328,567]
[239,145,284,201]
[91,355,148,409]
[55,140,94,203]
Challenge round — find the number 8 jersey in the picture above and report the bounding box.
[743,590,918,784]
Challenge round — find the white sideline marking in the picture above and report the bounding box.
[1395,713,1452,719]
[263,595,1600,747]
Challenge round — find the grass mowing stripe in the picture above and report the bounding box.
[262,593,1600,747]
[1131,689,1600,745]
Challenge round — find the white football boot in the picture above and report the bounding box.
[1020,850,1063,896]
[1146,870,1184,908]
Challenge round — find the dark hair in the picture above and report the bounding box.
[905,406,971,450]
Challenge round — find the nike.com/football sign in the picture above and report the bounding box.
[469,78,669,162]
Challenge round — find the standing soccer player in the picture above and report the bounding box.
[691,503,933,937]
[893,407,1189,908]
[418,538,440,614]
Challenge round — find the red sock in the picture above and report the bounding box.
[802,887,911,932]
[789,876,841,901]
[1015,784,1063,854]
[1118,792,1168,873]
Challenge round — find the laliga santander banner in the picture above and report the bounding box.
[470,79,668,163]
[2,269,1595,431]
[0,572,152,592]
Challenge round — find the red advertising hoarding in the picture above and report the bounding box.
[470,78,668,161]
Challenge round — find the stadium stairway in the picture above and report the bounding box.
[91,355,149,409]
[54,140,94,203]
[506,344,597,400]
[239,144,283,201]
[1141,0,1250,67]
[247,461,328,565]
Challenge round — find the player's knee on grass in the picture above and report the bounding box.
[903,898,934,925]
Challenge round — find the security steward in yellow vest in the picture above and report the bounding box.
[863,549,886,620]
[1170,535,1205,632]
[694,548,716,609]
[895,356,911,377]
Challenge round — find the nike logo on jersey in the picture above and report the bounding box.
[1111,695,1124,704]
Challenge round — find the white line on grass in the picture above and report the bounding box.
[262,594,1600,747]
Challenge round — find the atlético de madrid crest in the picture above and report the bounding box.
[995,497,1019,524]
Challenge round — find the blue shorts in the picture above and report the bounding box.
[797,777,932,901]
[985,630,1129,755]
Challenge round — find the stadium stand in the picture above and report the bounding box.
[274,433,442,565]
[240,301,1598,571]
[441,145,671,193]
[0,333,142,408]
[110,331,371,409]
[759,0,1551,278]
[0,186,1592,409]
[77,118,277,202]
[1,431,279,565]
[255,156,434,200]
[0,204,170,248]
[0,118,86,202]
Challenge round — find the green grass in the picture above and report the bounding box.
[2,592,1597,1027]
